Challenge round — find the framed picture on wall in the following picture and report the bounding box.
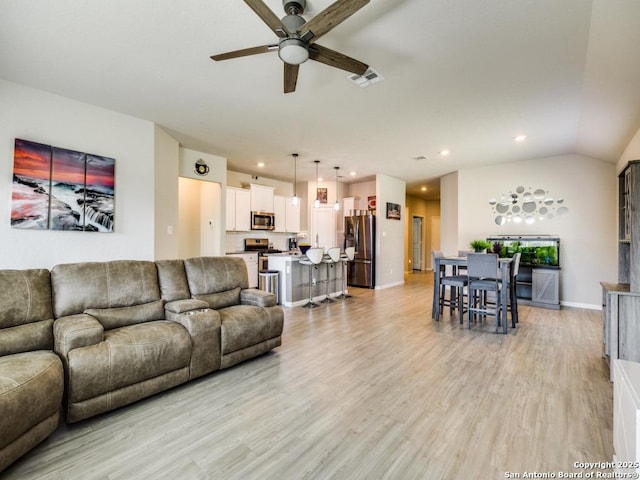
[386,202,401,220]
[317,187,328,204]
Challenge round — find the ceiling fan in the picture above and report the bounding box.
[211,0,370,93]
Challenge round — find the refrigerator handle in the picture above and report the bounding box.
[354,218,360,255]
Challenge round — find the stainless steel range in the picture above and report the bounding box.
[244,238,282,274]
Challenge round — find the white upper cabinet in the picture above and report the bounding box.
[273,195,286,232]
[286,200,300,233]
[274,195,300,233]
[250,184,275,212]
[226,187,251,231]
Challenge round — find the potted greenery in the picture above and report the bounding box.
[470,239,491,253]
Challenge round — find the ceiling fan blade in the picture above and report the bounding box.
[284,63,299,93]
[211,44,278,61]
[298,0,370,43]
[244,0,289,38]
[309,44,368,75]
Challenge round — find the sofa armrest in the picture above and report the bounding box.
[164,299,210,322]
[240,288,276,307]
[54,314,104,359]
[170,308,222,378]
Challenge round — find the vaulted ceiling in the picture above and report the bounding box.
[2,0,640,200]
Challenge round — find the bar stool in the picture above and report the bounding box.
[336,247,355,299]
[432,250,468,323]
[321,247,341,303]
[467,253,502,332]
[299,247,324,308]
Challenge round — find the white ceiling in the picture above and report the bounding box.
[2,0,640,200]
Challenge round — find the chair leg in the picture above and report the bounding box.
[321,263,335,303]
[302,265,318,308]
[336,261,351,299]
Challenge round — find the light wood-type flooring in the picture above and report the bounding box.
[3,271,613,480]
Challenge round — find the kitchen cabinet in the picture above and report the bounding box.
[285,200,300,233]
[250,184,274,213]
[274,195,300,233]
[226,187,251,232]
[226,252,258,288]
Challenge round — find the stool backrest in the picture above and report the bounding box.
[328,247,341,262]
[306,248,324,265]
[511,252,521,278]
[467,253,499,279]
[345,247,355,261]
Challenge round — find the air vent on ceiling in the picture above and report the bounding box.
[348,68,384,88]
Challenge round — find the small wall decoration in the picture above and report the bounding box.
[368,195,376,211]
[317,187,328,204]
[194,159,209,176]
[11,138,115,232]
[489,185,569,226]
[386,202,401,220]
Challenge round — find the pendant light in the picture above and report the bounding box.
[314,160,320,208]
[291,153,299,206]
[334,166,340,211]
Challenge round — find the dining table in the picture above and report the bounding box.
[433,255,514,334]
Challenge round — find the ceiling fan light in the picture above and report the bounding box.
[279,38,309,65]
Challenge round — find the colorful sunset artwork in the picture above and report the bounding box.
[11,139,115,232]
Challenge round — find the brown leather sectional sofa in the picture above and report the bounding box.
[0,256,284,473]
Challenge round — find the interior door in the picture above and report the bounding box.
[412,216,423,270]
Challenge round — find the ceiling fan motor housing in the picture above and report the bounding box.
[279,12,309,65]
[283,0,306,15]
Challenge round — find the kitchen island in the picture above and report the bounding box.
[267,253,346,307]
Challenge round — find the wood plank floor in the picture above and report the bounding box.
[3,272,613,480]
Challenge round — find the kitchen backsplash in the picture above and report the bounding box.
[225,232,304,253]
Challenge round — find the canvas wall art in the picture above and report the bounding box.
[11,138,115,232]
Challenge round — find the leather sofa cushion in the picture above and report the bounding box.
[156,259,191,302]
[51,260,161,318]
[66,321,191,402]
[0,319,53,357]
[184,257,249,295]
[219,305,282,355]
[84,299,165,330]
[194,287,241,310]
[0,269,54,355]
[0,351,63,449]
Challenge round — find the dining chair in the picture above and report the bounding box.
[466,253,502,332]
[432,251,468,323]
[507,252,521,327]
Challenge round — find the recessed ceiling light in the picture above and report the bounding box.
[514,135,527,142]
[421,186,427,191]
[350,171,356,176]
[257,162,265,167]
[318,177,323,182]
[440,149,450,157]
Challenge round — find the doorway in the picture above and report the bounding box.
[412,216,424,271]
[178,177,223,258]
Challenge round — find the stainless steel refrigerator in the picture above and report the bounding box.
[344,213,375,288]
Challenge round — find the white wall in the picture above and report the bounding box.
[154,125,180,260]
[375,174,406,289]
[440,171,459,256]
[454,154,616,308]
[618,126,640,173]
[0,79,155,269]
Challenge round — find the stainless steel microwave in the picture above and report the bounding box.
[251,211,275,230]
